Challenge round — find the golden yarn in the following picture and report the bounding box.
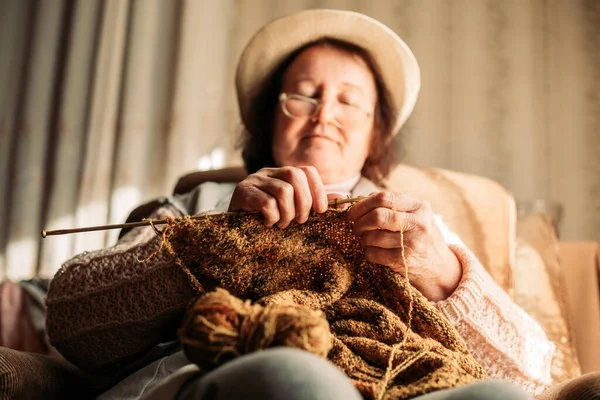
[179,287,332,370]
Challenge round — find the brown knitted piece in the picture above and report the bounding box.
[163,210,487,400]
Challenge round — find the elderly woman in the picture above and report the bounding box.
[45,9,554,400]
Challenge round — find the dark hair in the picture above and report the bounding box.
[238,38,400,185]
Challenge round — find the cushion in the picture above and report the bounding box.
[558,241,600,373]
[0,346,109,399]
[513,213,581,383]
[0,281,45,353]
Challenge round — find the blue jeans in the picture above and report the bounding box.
[176,348,532,400]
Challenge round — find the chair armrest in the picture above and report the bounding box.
[558,241,600,373]
[173,167,246,195]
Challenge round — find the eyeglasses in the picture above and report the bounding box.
[279,93,373,130]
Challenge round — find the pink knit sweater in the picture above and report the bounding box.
[45,181,554,396]
[439,245,554,395]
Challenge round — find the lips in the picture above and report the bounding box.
[302,134,340,146]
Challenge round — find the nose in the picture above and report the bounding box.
[311,101,336,126]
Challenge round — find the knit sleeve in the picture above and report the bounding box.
[45,182,238,374]
[45,203,197,374]
[435,244,555,397]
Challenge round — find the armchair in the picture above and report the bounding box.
[1,164,598,399]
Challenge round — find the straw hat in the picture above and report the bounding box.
[235,9,420,135]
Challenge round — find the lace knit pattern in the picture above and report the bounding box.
[45,205,195,372]
[436,245,554,396]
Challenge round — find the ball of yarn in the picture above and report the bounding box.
[179,288,333,370]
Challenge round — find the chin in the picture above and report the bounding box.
[314,166,352,185]
[279,152,356,183]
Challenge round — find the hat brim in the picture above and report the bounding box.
[235,9,420,135]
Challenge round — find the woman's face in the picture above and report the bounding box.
[273,45,377,185]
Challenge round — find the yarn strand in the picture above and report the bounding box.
[136,218,172,263]
[377,213,414,400]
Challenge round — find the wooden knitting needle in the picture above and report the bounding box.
[41,197,364,238]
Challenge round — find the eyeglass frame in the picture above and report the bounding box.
[278,92,373,129]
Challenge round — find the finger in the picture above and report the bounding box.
[231,170,295,228]
[229,183,281,227]
[347,192,422,222]
[269,167,313,226]
[364,246,408,271]
[258,177,296,229]
[352,208,418,236]
[359,230,408,249]
[298,166,328,213]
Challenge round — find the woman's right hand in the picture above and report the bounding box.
[228,166,329,228]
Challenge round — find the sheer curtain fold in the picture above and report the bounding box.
[0,0,34,281]
[0,0,598,280]
[73,0,130,255]
[107,0,177,244]
[38,0,103,278]
[4,0,66,280]
[164,0,234,190]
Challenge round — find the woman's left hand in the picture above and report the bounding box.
[346,192,462,302]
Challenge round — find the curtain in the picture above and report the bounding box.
[0,0,234,280]
[1,0,599,280]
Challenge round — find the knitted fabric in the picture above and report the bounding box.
[162,210,487,400]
